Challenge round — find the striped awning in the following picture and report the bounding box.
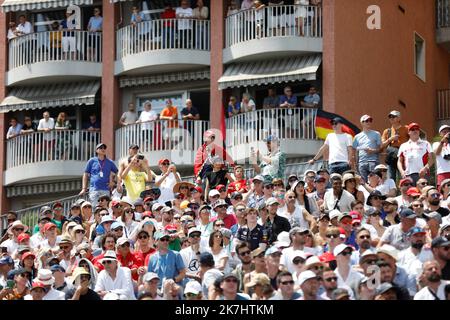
[1,0,93,12]
[0,81,100,113]
[119,69,210,88]
[6,179,81,198]
[218,54,322,90]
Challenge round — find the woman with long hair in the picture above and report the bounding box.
[313,213,330,248]
[70,224,88,247]
[343,173,365,203]
[54,111,72,160]
[19,252,37,283]
[208,230,229,273]
[118,207,140,238]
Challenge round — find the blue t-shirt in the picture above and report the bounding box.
[88,16,103,31]
[352,130,381,162]
[303,93,320,105]
[148,250,185,287]
[227,102,241,115]
[84,157,118,191]
[279,95,298,106]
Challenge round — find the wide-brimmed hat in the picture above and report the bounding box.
[172,181,195,194]
[36,269,55,286]
[7,220,28,235]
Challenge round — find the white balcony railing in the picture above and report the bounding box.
[116,19,210,60]
[225,107,318,148]
[115,120,210,161]
[8,30,102,70]
[226,5,322,47]
[6,130,101,170]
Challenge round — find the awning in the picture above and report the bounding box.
[1,0,93,12]
[120,69,210,88]
[6,179,81,198]
[218,54,322,90]
[0,81,100,113]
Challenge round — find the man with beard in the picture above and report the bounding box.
[378,208,417,250]
[414,260,450,300]
[355,228,376,258]
[376,260,410,300]
[320,268,339,300]
[270,271,301,300]
[232,242,254,292]
[431,237,450,280]
[424,188,450,218]
[398,227,433,276]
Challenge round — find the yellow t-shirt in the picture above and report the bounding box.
[123,169,148,201]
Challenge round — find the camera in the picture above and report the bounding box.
[137,154,145,160]
[443,154,450,161]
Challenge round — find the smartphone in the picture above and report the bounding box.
[137,154,145,160]
[6,280,15,289]
[1,247,7,253]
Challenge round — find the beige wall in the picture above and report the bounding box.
[323,0,450,137]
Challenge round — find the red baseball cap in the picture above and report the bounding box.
[43,222,57,233]
[111,200,120,208]
[407,123,420,131]
[406,187,421,197]
[319,252,336,263]
[352,219,362,225]
[31,282,46,291]
[158,158,170,165]
[349,211,362,221]
[399,178,413,187]
[164,224,178,232]
[142,211,153,218]
[192,186,203,194]
[143,196,153,203]
[215,185,226,191]
[21,252,36,261]
[17,233,30,243]
[338,227,347,239]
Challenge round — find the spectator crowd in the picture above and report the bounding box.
[1,105,450,301]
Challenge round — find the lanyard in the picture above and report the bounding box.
[98,157,106,175]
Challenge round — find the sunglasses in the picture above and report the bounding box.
[75,230,85,234]
[311,265,324,271]
[236,208,246,212]
[326,234,339,239]
[190,234,201,239]
[7,219,15,223]
[412,204,424,208]
[138,235,149,240]
[13,228,24,232]
[219,189,226,192]
[418,182,428,186]
[161,162,170,166]
[293,258,305,265]
[144,202,152,206]
[287,196,296,199]
[185,293,199,298]
[280,280,295,285]
[214,235,223,239]
[120,243,130,248]
[364,259,378,265]
[83,206,92,209]
[189,206,199,210]
[239,250,251,257]
[102,260,113,265]
[174,217,181,220]
[430,193,441,198]
[60,245,71,250]
[362,119,373,123]
[359,235,370,240]
[124,210,133,214]
[264,185,273,189]
[180,186,189,190]
[224,278,238,283]
[216,205,227,209]
[402,183,412,187]
[340,251,352,257]
[159,237,170,242]
[324,277,338,282]
[215,224,225,227]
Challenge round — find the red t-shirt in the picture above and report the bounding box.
[135,248,157,267]
[92,253,105,272]
[117,251,143,281]
[227,179,248,194]
[161,9,176,27]
[211,214,237,229]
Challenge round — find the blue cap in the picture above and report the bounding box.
[154,231,169,241]
[50,264,66,273]
[0,256,14,265]
[265,246,281,257]
[199,252,215,266]
[331,117,344,124]
[100,216,114,225]
[111,221,124,230]
[7,267,27,280]
[95,224,105,235]
[408,227,426,236]
[399,208,416,219]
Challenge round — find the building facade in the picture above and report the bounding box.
[0,0,449,212]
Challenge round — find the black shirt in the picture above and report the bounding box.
[65,288,102,300]
[21,122,37,132]
[237,224,264,250]
[442,261,450,281]
[425,207,450,218]
[181,106,200,118]
[206,170,228,190]
[264,214,291,245]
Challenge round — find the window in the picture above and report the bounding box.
[414,32,425,82]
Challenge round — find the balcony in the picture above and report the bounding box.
[225,107,322,162]
[5,130,100,185]
[115,19,210,76]
[437,0,450,51]
[7,31,102,86]
[224,5,322,64]
[115,120,209,167]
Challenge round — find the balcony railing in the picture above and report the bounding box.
[437,89,450,120]
[116,19,210,60]
[115,120,209,161]
[225,107,318,148]
[6,130,101,170]
[226,5,322,47]
[8,30,102,71]
[437,0,450,28]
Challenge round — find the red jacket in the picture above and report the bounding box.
[117,251,143,281]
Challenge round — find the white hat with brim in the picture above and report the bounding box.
[333,243,353,257]
[99,250,118,263]
[376,244,398,261]
[7,220,29,235]
[439,125,450,133]
[298,270,318,286]
[305,256,322,268]
[36,269,55,286]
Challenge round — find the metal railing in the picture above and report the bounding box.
[225,107,318,149]
[1,194,87,234]
[116,19,210,60]
[437,0,450,28]
[8,30,102,71]
[115,120,210,161]
[6,130,101,169]
[226,4,322,47]
[437,89,450,120]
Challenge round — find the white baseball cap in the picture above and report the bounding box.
[208,189,220,197]
[360,114,372,122]
[439,125,450,133]
[297,270,318,286]
[184,280,202,295]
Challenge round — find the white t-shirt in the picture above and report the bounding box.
[398,139,432,175]
[376,179,396,196]
[278,205,309,230]
[0,238,19,255]
[207,248,230,274]
[138,110,158,131]
[323,189,355,213]
[180,246,205,276]
[414,281,450,300]
[324,133,353,164]
[202,268,223,298]
[156,172,181,204]
[176,7,193,30]
[433,142,450,174]
[94,267,136,300]
[38,118,55,141]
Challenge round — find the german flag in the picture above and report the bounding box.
[315,109,360,140]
